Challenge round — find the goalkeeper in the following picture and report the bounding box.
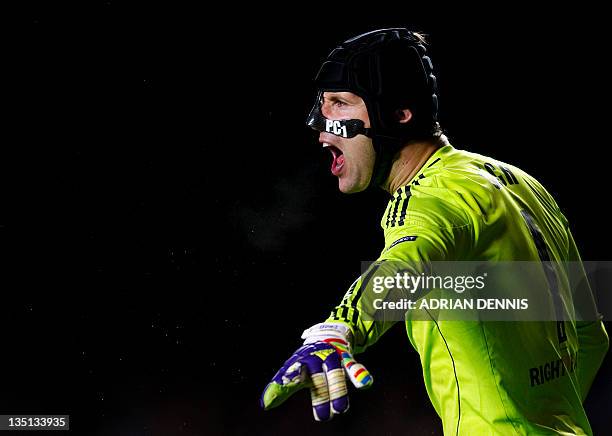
[261,28,609,435]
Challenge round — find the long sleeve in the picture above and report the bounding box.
[326,190,469,354]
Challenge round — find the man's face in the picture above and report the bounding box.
[319,91,376,193]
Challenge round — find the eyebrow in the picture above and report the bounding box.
[324,94,352,103]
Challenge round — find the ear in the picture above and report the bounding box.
[395,109,413,124]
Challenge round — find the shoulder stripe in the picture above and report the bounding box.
[397,186,412,226]
[427,157,441,168]
[389,187,403,227]
[411,173,426,186]
[386,187,403,228]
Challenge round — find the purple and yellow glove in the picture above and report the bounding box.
[260,322,373,421]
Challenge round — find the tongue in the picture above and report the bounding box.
[331,153,345,175]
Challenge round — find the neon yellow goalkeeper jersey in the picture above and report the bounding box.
[326,144,609,435]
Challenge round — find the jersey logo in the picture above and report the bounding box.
[388,235,418,250]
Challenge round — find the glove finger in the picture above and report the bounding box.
[261,359,307,410]
[303,352,332,421]
[325,338,373,389]
[323,357,349,414]
[309,368,331,421]
[342,353,373,389]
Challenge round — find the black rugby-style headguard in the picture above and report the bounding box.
[307,28,440,187]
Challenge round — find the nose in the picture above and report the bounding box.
[320,99,337,120]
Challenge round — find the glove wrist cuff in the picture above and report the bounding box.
[301,322,353,347]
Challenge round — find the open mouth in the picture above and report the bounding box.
[323,143,345,176]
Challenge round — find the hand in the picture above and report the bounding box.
[260,322,373,421]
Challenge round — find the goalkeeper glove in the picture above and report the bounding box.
[260,322,373,421]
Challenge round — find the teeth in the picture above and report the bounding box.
[322,143,331,148]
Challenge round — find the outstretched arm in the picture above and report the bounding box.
[260,216,458,420]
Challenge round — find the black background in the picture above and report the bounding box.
[4,2,612,435]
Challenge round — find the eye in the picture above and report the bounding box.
[333,100,346,107]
